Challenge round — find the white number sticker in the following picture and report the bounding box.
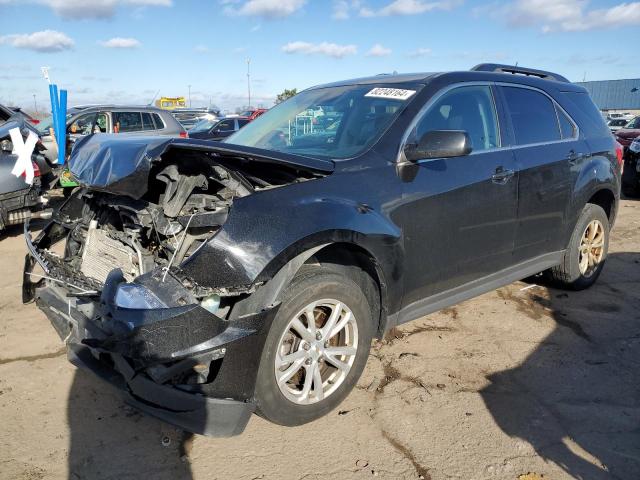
[365,88,416,101]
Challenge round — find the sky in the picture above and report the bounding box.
[1,0,639,112]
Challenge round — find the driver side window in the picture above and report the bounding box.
[416,85,499,152]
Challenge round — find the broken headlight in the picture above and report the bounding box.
[114,283,166,310]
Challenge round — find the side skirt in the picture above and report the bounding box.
[392,251,564,327]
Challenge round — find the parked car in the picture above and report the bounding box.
[239,108,268,121]
[608,118,629,133]
[0,117,51,231]
[171,108,219,129]
[622,136,640,196]
[188,117,250,140]
[38,105,187,164]
[613,116,640,151]
[24,63,620,437]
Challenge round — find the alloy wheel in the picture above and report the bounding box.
[579,219,605,277]
[274,299,358,405]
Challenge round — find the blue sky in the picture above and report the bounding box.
[1,0,639,112]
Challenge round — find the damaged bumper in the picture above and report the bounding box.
[24,220,278,437]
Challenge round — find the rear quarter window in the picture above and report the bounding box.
[559,92,610,139]
[153,114,165,130]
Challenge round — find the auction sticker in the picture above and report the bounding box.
[365,88,416,101]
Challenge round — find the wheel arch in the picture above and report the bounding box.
[230,238,391,338]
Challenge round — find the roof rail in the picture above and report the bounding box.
[471,63,570,83]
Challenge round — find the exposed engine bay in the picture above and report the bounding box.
[32,145,324,296]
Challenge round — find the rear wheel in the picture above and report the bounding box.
[547,203,609,290]
[254,265,373,426]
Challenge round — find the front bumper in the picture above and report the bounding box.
[23,220,278,436]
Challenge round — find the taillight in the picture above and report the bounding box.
[179,131,188,138]
[28,119,40,125]
[20,162,40,179]
[615,142,623,170]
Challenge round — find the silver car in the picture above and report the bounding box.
[38,105,187,163]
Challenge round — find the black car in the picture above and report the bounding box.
[188,117,249,140]
[622,136,640,196]
[24,64,621,436]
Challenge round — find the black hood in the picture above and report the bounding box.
[69,134,334,199]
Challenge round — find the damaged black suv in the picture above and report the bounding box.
[24,64,621,436]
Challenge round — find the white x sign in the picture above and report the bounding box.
[9,127,38,185]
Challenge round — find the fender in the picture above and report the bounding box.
[564,151,619,245]
[180,180,403,312]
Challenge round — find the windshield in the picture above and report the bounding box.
[189,118,217,132]
[625,117,640,129]
[226,84,421,159]
[37,113,73,134]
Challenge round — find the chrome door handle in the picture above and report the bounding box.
[492,167,515,184]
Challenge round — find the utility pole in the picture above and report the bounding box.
[33,94,37,113]
[247,58,251,109]
[188,84,192,108]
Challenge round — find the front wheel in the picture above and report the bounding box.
[254,265,373,426]
[547,203,610,290]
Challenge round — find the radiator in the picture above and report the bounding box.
[81,220,140,284]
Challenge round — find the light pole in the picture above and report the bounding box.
[33,94,37,113]
[247,58,251,109]
[188,84,192,108]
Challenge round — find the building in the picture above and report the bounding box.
[575,79,640,116]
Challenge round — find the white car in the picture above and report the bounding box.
[608,118,631,133]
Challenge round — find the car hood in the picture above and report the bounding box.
[69,134,334,199]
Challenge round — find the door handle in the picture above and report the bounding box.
[492,167,515,184]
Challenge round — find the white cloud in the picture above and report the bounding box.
[359,0,462,17]
[366,43,392,56]
[223,0,306,18]
[194,44,209,53]
[496,0,640,32]
[0,0,171,19]
[100,37,141,48]
[282,41,357,58]
[408,47,432,57]
[0,30,74,53]
[332,0,363,19]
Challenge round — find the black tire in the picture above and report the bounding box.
[547,203,610,290]
[254,264,373,426]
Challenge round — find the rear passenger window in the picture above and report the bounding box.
[556,107,576,139]
[113,112,143,132]
[152,114,165,130]
[502,87,560,145]
[141,112,155,131]
[416,85,499,151]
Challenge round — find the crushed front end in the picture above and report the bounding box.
[22,137,329,436]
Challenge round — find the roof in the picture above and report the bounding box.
[69,104,166,113]
[310,68,585,93]
[575,79,640,110]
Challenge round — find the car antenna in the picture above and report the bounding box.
[148,89,160,106]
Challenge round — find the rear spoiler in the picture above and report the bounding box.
[471,63,570,83]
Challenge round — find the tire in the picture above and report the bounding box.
[254,264,373,426]
[547,203,610,290]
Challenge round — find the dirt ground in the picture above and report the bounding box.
[1,198,638,480]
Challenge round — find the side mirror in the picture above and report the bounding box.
[404,130,472,162]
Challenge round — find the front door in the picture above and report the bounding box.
[399,84,518,318]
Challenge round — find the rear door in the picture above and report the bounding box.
[112,111,144,135]
[498,85,585,262]
[400,84,519,314]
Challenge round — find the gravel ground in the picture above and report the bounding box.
[1,197,638,480]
